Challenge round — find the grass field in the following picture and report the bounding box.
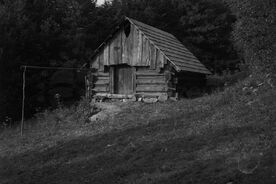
[0,78,275,184]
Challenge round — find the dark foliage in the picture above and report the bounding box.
[0,0,239,122]
[225,0,276,74]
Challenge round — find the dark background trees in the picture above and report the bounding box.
[224,0,275,75]
[1,0,274,123]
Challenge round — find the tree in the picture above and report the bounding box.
[225,0,276,75]
[0,0,97,121]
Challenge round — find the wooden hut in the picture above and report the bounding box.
[88,17,211,99]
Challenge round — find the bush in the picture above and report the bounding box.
[72,97,99,124]
[225,0,276,75]
[206,69,249,91]
[34,97,98,128]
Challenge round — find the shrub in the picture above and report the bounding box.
[72,97,99,124]
[206,70,249,92]
[225,0,276,75]
[33,97,98,129]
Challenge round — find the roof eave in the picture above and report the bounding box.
[177,68,212,75]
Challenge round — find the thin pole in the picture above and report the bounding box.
[21,66,26,136]
[20,65,91,71]
[85,75,88,98]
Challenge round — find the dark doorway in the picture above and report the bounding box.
[114,64,133,94]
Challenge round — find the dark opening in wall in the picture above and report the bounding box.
[124,23,131,38]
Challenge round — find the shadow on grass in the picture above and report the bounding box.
[0,118,274,184]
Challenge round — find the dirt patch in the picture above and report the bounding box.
[89,103,122,122]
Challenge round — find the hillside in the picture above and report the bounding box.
[0,78,275,184]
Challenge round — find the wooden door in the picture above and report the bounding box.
[114,64,133,94]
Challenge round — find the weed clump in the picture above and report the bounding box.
[35,97,99,127]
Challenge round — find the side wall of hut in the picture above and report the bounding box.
[176,72,206,98]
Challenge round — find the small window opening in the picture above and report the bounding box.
[124,24,131,38]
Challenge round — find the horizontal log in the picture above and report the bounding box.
[136,85,167,92]
[94,84,109,89]
[135,93,167,98]
[136,75,165,80]
[167,87,176,91]
[95,80,109,85]
[97,76,110,80]
[136,67,161,72]
[92,86,109,92]
[95,93,135,99]
[136,67,150,71]
[136,78,166,84]
[136,72,164,77]
[97,72,109,77]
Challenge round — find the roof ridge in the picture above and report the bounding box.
[125,17,175,39]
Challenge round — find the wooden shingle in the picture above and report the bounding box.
[127,17,211,74]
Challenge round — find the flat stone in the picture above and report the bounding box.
[143,98,158,103]
[89,112,107,122]
[169,97,178,101]
[158,94,168,102]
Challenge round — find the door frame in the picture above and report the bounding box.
[110,65,136,94]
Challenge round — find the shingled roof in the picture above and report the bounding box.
[92,17,211,74]
[126,17,211,74]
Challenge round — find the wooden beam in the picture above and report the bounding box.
[136,72,164,76]
[136,85,167,92]
[136,78,165,84]
[95,93,135,99]
[132,67,137,93]
[21,66,26,136]
[110,67,115,94]
[93,86,109,93]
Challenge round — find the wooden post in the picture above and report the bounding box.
[110,67,114,94]
[85,75,88,98]
[21,66,26,136]
[132,67,136,93]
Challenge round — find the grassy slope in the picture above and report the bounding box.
[0,79,275,184]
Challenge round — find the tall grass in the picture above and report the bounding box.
[0,97,99,156]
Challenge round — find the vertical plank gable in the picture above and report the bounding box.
[93,22,169,69]
[141,38,150,66]
[156,50,165,69]
[122,26,133,65]
[150,43,156,70]
[109,32,122,65]
[136,31,143,66]
[132,26,139,66]
[91,55,100,69]
[109,37,115,65]
[110,67,114,93]
[99,51,104,72]
[103,44,110,65]
[122,30,127,64]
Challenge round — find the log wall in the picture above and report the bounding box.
[92,71,110,93]
[135,67,167,94]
